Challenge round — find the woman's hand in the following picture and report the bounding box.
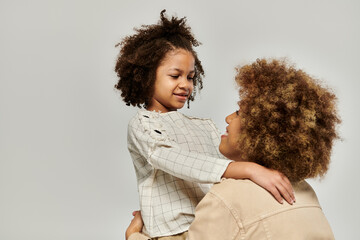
[248,163,295,204]
[222,162,295,204]
[125,211,144,240]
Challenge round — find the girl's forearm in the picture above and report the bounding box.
[221,161,256,179]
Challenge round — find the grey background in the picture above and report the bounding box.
[1,0,359,239]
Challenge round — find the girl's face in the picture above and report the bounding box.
[147,49,195,112]
[219,111,243,161]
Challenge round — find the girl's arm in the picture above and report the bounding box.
[222,162,295,204]
[129,115,294,204]
[128,116,232,184]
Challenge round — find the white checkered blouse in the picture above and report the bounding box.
[127,109,232,237]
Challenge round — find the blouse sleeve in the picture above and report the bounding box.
[127,114,232,184]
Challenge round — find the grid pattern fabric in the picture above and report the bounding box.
[127,109,231,237]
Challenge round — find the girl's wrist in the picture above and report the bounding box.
[245,162,263,181]
[241,161,257,180]
[223,161,255,180]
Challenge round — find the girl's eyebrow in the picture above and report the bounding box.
[169,68,195,74]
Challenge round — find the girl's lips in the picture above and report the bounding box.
[173,93,188,102]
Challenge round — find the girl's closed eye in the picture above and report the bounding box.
[170,75,179,79]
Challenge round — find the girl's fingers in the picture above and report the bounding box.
[280,175,296,202]
[268,186,284,204]
[275,183,293,205]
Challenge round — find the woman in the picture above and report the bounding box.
[127,58,340,239]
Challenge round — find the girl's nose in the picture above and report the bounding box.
[178,77,191,89]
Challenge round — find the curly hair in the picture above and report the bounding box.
[235,59,341,181]
[114,10,204,108]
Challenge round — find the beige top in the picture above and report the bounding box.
[188,179,335,240]
[130,179,334,240]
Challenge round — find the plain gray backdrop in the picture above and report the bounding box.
[1,0,359,239]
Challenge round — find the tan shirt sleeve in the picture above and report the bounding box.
[187,190,240,240]
[128,232,150,240]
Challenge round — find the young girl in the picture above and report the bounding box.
[115,10,294,239]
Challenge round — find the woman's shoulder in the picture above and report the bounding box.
[211,179,318,201]
[210,179,258,197]
[209,179,321,216]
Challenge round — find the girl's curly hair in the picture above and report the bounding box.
[114,10,204,108]
[235,59,341,181]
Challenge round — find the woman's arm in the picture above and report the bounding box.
[222,162,295,204]
[126,211,149,240]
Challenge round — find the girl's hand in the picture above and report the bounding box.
[125,211,144,240]
[249,164,295,204]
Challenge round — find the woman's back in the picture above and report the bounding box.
[188,179,335,240]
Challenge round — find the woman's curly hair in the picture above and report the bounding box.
[114,10,204,108]
[235,58,341,181]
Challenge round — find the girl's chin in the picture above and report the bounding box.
[173,103,186,110]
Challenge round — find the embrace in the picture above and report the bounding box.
[115,10,340,240]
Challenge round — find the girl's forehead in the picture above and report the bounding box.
[160,49,195,67]
[164,48,193,59]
